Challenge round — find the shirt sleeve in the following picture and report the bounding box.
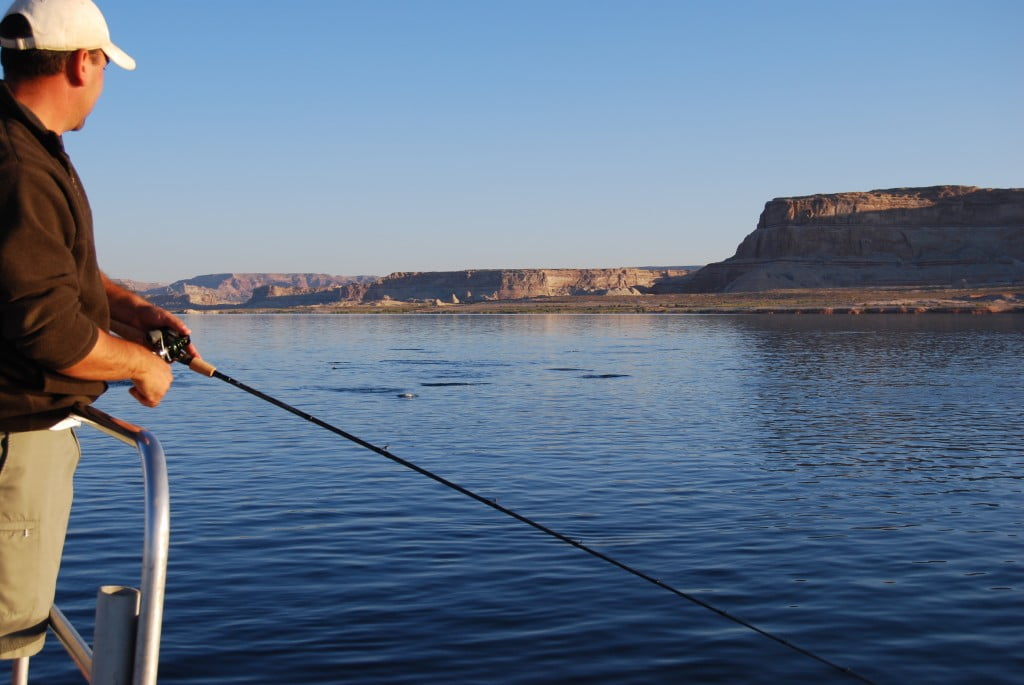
[0,161,100,370]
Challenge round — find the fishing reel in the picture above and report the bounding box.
[148,327,193,365]
[146,328,216,377]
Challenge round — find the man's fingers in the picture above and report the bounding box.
[129,386,159,408]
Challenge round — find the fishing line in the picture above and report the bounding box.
[155,329,875,684]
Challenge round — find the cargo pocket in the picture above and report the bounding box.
[0,518,41,629]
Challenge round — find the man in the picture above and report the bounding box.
[0,0,192,660]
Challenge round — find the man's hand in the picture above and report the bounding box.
[59,329,175,407]
[103,274,201,360]
[127,351,174,407]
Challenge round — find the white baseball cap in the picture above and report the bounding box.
[0,0,135,70]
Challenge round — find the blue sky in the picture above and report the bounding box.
[63,0,1022,282]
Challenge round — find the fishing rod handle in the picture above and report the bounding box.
[187,357,217,377]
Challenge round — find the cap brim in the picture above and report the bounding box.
[103,42,136,71]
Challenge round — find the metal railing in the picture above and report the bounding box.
[10,404,170,685]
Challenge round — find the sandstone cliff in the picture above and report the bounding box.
[245,268,692,307]
[364,268,688,302]
[681,186,1024,292]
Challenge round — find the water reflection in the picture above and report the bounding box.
[40,313,1024,685]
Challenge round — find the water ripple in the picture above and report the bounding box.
[34,314,1024,685]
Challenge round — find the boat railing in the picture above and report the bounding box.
[8,404,170,685]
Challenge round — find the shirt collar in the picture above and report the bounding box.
[0,80,69,160]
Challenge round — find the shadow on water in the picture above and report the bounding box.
[319,386,409,394]
[420,382,490,387]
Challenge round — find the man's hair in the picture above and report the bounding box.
[1,13,73,84]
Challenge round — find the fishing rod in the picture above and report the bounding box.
[147,327,875,684]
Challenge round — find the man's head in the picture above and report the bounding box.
[0,0,133,132]
[1,0,134,84]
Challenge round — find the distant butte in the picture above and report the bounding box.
[680,185,1024,292]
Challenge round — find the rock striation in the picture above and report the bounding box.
[682,186,1024,292]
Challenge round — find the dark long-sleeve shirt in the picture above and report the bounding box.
[0,81,108,431]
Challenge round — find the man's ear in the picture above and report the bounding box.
[66,49,90,87]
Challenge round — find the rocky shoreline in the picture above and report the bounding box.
[178,285,1024,315]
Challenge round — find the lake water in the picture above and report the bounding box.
[30,314,1023,684]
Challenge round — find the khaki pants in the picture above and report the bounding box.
[0,428,80,659]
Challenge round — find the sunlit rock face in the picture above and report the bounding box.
[682,186,1024,292]
[358,268,691,303]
